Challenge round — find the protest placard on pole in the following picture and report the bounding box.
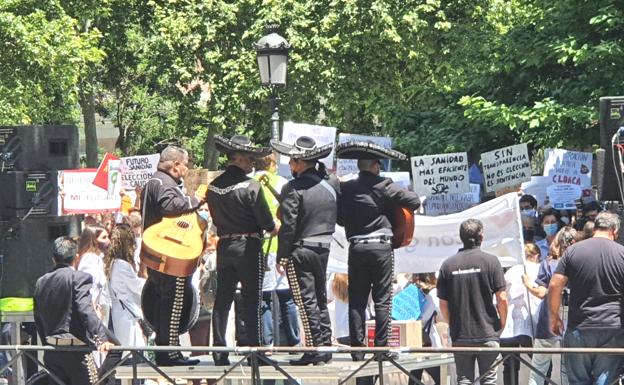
[120,154,160,189]
[481,143,532,192]
[410,152,469,196]
[336,133,392,176]
[543,149,592,192]
[278,122,336,178]
[58,169,122,215]
[423,183,481,216]
[547,184,582,210]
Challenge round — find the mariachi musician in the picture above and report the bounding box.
[140,145,204,366]
[335,141,420,361]
[271,136,339,366]
[206,135,278,366]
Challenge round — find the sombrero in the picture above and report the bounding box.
[270,136,333,161]
[335,141,406,160]
[214,135,272,158]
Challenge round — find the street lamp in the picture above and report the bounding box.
[253,25,291,141]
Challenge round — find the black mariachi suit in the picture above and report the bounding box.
[33,265,119,385]
[338,171,420,350]
[141,170,202,363]
[278,169,340,348]
[206,165,275,362]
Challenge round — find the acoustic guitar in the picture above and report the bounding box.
[391,206,415,249]
[141,184,208,277]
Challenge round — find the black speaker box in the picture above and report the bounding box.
[0,171,59,220]
[1,215,82,298]
[599,97,624,202]
[0,125,79,172]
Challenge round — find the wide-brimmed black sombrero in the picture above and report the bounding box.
[214,135,272,158]
[270,136,333,161]
[335,141,406,160]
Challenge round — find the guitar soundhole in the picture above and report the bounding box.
[176,221,191,229]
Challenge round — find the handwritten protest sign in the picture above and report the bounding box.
[336,133,392,176]
[543,149,592,191]
[278,122,336,178]
[520,176,551,207]
[547,184,582,210]
[481,144,531,192]
[411,152,469,196]
[424,183,480,216]
[58,169,121,215]
[392,284,426,321]
[120,154,160,189]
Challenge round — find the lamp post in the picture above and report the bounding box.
[253,25,291,141]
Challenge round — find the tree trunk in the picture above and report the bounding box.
[80,91,99,167]
[202,128,219,170]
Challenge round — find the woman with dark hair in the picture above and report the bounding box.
[105,225,147,347]
[77,225,111,323]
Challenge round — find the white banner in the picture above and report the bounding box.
[329,193,523,274]
[411,152,470,196]
[543,149,592,189]
[278,122,337,178]
[481,143,531,192]
[120,154,160,189]
[58,169,122,215]
[423,183,481,216]
[336,133,392,176]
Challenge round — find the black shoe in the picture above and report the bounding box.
[377,352,399,361]
[212,353,230,366]
[320,352,332,364]
[351,352,365,362]
[289,353,325,366]
[156,356,200,366]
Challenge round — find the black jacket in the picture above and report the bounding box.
[277,169,340,260]
[141,170,201,230]
[207,165,275,236]
[33,265,109,347]
[338,171,420,239]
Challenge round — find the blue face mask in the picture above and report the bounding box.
[521,209,536,218]
[543,223,559,237]
[198,210,210,222]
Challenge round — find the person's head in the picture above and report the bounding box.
[540,208,562,239]
[121,214,142,238]
[158,145,190,180]
[582,220,595,240]
[357,159,383,176]
[254,153,278,173]
[459,218,484,248]
[78,225,109,256]
[549,226,578,260]
[104,224,137,277]
[331,273,349,302]
[288,158,317,178]
[582,201,602,222]
[519,194,538,211]
[524,242,541,263]
[412,273,437,294]
[227,151,255,174]
[52,236,78,266]
[593,211,620,241]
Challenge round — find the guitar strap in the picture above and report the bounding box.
[301,173,337,201]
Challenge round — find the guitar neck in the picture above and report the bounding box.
[259,175,282,202]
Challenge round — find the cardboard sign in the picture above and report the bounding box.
[120,154,160,189]
[547,184,582,210]
[411,152,470,196]
[278,122,337,178]
[543,149,592,189]
[392,284,426,321]
[424,183,480,216]
[336,133,392,176]
[58,169,121,214]
[481,144,532,192]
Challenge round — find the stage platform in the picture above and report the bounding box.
[115,353,454,384]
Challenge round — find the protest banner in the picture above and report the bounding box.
[423,183,480,216]
[543,149,592,190]
[380,172,411,189]
[410,152,470,196]
[120,154,160,189]
[58,169,122,215]
[520,176,551,207]
[392,284,426,321]
[328,193,524,274]
[481,144,531,192]
[278,122,336,178]
[547,184,582,210]
[336,133,392,176]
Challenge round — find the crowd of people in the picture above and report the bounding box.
[29,135,624,385]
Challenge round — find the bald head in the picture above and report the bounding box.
[159,146,188,171]
[358,159,381,175]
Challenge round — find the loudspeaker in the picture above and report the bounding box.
[0,215,82,298]
[0,171,59,220]
[0,125,79,172]
[599,97,624,202]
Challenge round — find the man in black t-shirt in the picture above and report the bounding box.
[549,212,624,384]
[437,219,508,385]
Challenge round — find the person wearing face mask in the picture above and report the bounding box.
[519,195,539,241]
[77,225,112,324]
[270,136,339,366]
[536,208,562,261]
[206,135,278,366]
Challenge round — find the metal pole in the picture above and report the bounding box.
[269,89,280,141]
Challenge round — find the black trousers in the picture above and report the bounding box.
[285,245,332,347]
[212,238,264,359]
[144,268,193,362]
[348,242,394,348]
[500,334,533,385]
